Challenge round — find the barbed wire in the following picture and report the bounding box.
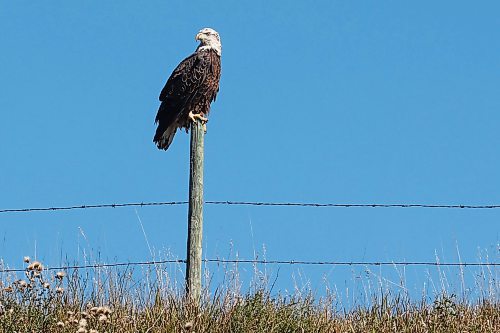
[0,259,186,273]
[1,200,500,214]
[1,258,497,273]
[202,259,500,267]
[0,201,188,214]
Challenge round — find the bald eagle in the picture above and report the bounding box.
[153,28,222,150]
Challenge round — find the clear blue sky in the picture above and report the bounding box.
[0,1,498,299]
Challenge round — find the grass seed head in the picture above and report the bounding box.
[23,256,30,263]
[17,280,28,289]
[184,321,194,330]
[102,306,112,315]
[79,318,88,327]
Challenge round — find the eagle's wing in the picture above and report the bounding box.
[164,52,219,107]
[159,54,195,103]
[154,52,219,150]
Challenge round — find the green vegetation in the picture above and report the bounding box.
[0,257,498,332]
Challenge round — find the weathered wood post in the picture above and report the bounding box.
[186,120,204,302]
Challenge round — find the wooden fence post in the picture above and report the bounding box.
[186,120,204,303]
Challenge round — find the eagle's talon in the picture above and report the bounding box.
[188,111,208,124]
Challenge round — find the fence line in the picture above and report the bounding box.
[2,200,500,214]
[1,201,497,274]
[1,258,498,273]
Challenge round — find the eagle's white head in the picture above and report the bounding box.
[195,28,221,56]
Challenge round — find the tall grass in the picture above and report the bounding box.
[0,256,498,332]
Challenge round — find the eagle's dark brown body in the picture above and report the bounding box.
[153,49,221,150]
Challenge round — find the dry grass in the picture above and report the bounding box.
[0,257,498,332]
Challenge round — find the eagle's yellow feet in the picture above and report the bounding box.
[188,111,208,133]
[188,111,208,123]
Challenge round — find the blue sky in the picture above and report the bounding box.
[0,1,498,298]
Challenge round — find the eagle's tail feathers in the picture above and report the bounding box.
[154,123,177,151]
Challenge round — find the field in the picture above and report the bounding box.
[0,257,498,333]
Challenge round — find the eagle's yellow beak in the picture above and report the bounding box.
[195,32,204,41]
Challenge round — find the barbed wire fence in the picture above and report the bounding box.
[0,200,498,274]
